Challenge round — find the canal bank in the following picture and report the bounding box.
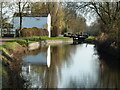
[94,33,120,70]
[2,43,119,88]
[28,39,73,50]
[1,36,119,88]
[1,40,120,88]
[0,38,73,88]
[1,36,97,88]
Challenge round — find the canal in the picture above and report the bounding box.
[20,43,120,88]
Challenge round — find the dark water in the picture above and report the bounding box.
[21,43,120,88]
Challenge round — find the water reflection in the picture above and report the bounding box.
[47,45,51,68]
[57,44,100,88]
[21,43,120,88]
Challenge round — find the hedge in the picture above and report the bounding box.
[21,27,49,37]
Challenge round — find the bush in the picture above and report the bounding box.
[21,27,49,37]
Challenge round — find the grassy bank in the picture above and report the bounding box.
[0,36,71,88]
[0,45,3,51]
[86,36,96,40]
[0,36,71,51]
[1,36,71,53]
[1,42,27,88]
[6,36,70,44]
[95,43,120,70]
[95,33,120,70]
[84,36,96,44]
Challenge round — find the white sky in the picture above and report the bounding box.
[84,13,97,26]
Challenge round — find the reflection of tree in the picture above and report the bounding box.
[64,73,99,88]
[65,78,91,88]
[66,79,79,88]
[44,44,77,88]
[24,46,48,56]
[99,59,120,88]
[21,44,78,88]
[8,59,26,88]
[30,65,46,73]
[10,46,48,88]
[21,44,120,88]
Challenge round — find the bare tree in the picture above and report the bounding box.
[17,1,27,36]
[66,2,120,43]
[0,2,16,36]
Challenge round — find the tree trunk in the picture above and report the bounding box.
[19,13,22,37]
[19,2,22,37]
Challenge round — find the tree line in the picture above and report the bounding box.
[1,1,119,47]
[0,2,87,37]
[30,2,87,36]
[66,2,120,47]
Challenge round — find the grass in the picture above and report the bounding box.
[4,36,71,44]
[0,36,71,51]
[40,36,70,40]
[4,42,23,51]
[0,45,3,51]
[16,36,70,39]
[86,36,96,40]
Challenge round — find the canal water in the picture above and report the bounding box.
[21,43,120,88]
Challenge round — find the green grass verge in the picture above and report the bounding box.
[16,36,70,39]
[0,36,70,51]
[86,36,96,40]
[0,45,3,51]
[40,36,70,40]
[5,36,70,44]
[3,42,23,51]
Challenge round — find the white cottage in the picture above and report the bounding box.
[13,13,51,37]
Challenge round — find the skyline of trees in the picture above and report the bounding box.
[66,2,120,45]
[30,2,87,36]
[1,2,88,36]
[1,2,119,39]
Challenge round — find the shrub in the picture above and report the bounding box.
[21,27,49,37]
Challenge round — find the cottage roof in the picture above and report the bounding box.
[13,13,49,17]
